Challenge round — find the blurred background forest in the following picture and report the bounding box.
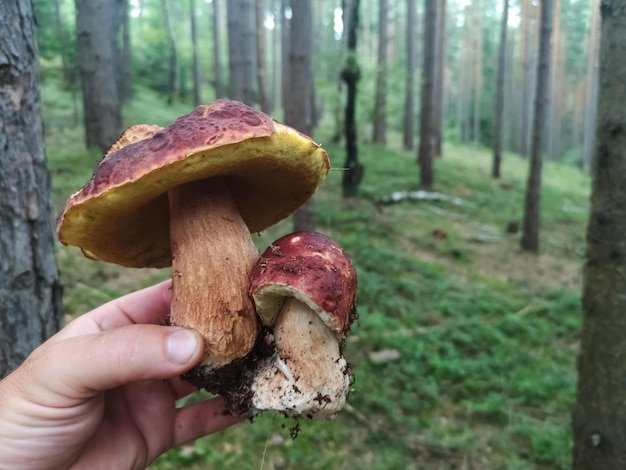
[4,0,602,468]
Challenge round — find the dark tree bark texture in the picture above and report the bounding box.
[417,0,436,189]
[341,0,364,198]
[255,0,270,113]
[492,0,509,178]
[372,0,388,145]
[75,0,122,150]
[227,0,256,106]
[403,0,417,151]
[0,0,63,377]
[212,0,223,98]
[163,0,179,105]
[572,2,626,468]
[117,0,132,104]
[285,0,316,231]
[520,0,553,252]
[432,0,446,157]
[190,0,201,106]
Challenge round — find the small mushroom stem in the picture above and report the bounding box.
[251,297,352,419]
[168,177,259,371]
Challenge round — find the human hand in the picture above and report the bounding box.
[0,280,241,470]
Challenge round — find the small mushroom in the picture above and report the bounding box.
[56,100,330,388]
[248,231,358,419]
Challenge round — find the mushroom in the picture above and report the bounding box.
[56,100,330,389]
[248,231,358,419]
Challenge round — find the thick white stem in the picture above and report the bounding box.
[251,297,352,418]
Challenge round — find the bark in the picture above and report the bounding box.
[582,0,601,172]
[255,0,270,113]
[341,0,364,198]
[280,0,290,112]
[285,0,316,231]
[212,0,224,98]
[572,3,626,467]
[403,0,417,151]
[432,0,446,156]
[520,0,554,252]
[546,0,563,160]
[75,0,122,150]
[492,0,509,178]
[163,0,179,104]
[417,0,436,189]
[519,0,538,157]
[372,0,388,145]
[227,0,256,106]
[190,0,201,106]
[0,0,63,377]
[270,1,280,112]
[471,0,483,144]
[53,0,73,87]
[117,0,132,104]
[457,2,474,143]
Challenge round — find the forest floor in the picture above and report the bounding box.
[44,80,588,469]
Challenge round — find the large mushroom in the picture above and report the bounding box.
[248,231,358,419]
[56,100,330,389]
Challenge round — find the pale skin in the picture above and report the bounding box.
[0,280,241,470]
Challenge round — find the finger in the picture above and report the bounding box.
[89,279,173,330]
[27,324,203,400]
[173,396,244,446]
[170,376,200,400]
[57,280,173,340]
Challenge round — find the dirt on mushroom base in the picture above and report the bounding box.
[180,326,275,416]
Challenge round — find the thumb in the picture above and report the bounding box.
[31,325,204,397]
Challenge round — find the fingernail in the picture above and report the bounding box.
[167,329,199,364]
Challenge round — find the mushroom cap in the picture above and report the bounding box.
[249,231,357,336]
[56,100,330,268]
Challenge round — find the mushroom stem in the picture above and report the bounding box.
[251,297,352,419]
[168,177,259,371]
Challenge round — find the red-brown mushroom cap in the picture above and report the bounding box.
[249,231,357,335]
[56,100,330,268]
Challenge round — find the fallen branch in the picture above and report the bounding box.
[375,190,465,206]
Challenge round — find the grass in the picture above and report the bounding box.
[43,79,588,469]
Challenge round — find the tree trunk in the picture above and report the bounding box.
[75,0,122,150]
[573,2,626,467]
[285,0,316,231]
[417,0,436,189]
[117,0,132,104]
[0,0,64,377]
[372,0,388,145]
[53,0,73,88]
[582,0,601,172]
[163,0,179,105]
[492,0,509,178]
[280,0,290,113]
[255,0,270,113]
[212,0,224,99]
[403,0,417,151]
[190,0,201,106]
[519,0,538,157]
[227,0,256,106]
[457,2,474,143]
[341,0,364,198]
[520,0,553,253]
[471,0,483,144]
[546,0,563,160]
[432,0,446,157]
